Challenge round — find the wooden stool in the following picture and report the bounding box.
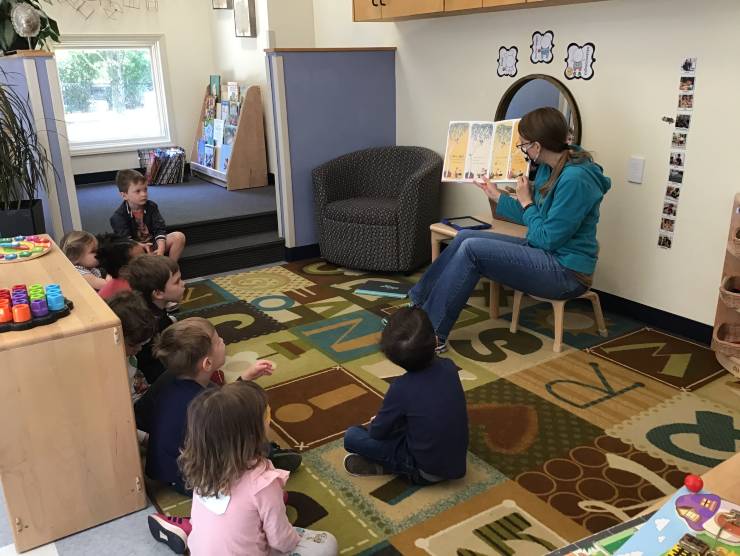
[509,290,607,352]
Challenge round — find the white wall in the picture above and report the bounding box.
[209,0,315,176]
[310,0,740,325]
[46,0,216,175]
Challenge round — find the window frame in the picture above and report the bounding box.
[54,34,176,156]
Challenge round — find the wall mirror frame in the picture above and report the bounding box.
[495,74,582,145]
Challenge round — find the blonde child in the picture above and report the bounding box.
[60,230,107,290]
[179,381,338,556]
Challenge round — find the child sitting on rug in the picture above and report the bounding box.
[110,169,186,261]
[176,381,338,556]
[106,290,156,437]
[95,233,146,300]
[343,306,469,484]
[60,230,107,290]
[146,318,303,554]
[126,254,185,385]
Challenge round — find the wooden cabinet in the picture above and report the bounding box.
[482,0,525,6]
[354,0,604,21]
[353,0,382,21]
[445,0,482,12]
[353,0,443,20]
[0,239,146,552]
[380,0,444,18]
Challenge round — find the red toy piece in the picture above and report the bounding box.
[684,474,703,493]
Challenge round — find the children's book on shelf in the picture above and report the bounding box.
[223,124,237,146]
[205,95,216,119]
[228,101,240,126]
[611,487,740,556]
[210,75,221,100]
[213,118,225,147]
[442,119,529,183]
[197,139,206,166]
[227,81,240,102]
[203,119,215,145]
[221,100,229,121]
[204,144,215,169]
[219,144,232,173]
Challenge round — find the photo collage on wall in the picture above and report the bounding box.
[659,57,696,249]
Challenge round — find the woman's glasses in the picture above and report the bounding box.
[516,141,535,154]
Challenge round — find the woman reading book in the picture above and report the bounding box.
[410,107,611,352]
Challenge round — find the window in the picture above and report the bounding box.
[55,35,173,154]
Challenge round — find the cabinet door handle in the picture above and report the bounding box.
[371,0,378,6]
[379,0,386,5]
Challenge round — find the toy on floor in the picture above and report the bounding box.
[0,235,52,263]
[613,474,740,556]
[0,283,73,332]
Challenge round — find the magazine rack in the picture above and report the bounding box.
[711,192,740,388]
[190,85,268,190]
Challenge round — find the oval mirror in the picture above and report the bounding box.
[495,74,582,145]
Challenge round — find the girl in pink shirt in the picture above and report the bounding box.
[179,381,338,556]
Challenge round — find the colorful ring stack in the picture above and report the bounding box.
[0,282,72,332]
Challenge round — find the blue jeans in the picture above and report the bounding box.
[344,426,441,485]
[409,230,587,340]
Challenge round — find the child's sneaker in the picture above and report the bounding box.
[269,444,302,472]
[147,513,190,554]
[343,453,386,476]
[434,336,448,354]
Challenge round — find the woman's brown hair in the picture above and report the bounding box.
[178,380,269,497]
[518,106,593,197]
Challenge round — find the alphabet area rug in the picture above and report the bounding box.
[143,261,734,555]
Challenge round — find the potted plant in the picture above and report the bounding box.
[0,67,54,236]
[0,0,60,54]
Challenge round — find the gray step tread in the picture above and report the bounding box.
[181,231,282,259]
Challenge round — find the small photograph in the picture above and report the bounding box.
[681,57,697,74]
[678,94,694,110]
[658,232,673,249]
[679,76,695,91]
[675,114,691,130]
[660,217,675,233]
[672,131,688,149]
[669,151,685,168]
[666,185,681,200]
[663,199,678,217]
[669,169,684,184]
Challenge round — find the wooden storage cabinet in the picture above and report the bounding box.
[353,0,443,20]
[354,0,602,20]
[0,239,146,553]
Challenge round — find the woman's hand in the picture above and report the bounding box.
[516,176,533,207]
[473,177,502,202]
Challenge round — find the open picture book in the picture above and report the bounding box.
[442,118,529,184]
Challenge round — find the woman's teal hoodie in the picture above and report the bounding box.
[496,155,611,275]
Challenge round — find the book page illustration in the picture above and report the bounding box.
[442,122,471,181]
[490,121,514,181]
[509,120,530,180]
[465,122,494,180]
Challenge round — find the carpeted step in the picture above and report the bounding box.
[169,212,278,245]
[178,231,284,279]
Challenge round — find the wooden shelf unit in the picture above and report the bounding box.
[0,238,146,552]
[190,84,268,190]
[711,193,740,388]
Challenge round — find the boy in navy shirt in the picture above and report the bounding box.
[110,169,186,261]
[343,307,468,484]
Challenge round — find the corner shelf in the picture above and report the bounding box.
[190,85,268,191]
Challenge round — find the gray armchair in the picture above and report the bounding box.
[312,146,442,272]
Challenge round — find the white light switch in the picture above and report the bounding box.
[628,156,645,184]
